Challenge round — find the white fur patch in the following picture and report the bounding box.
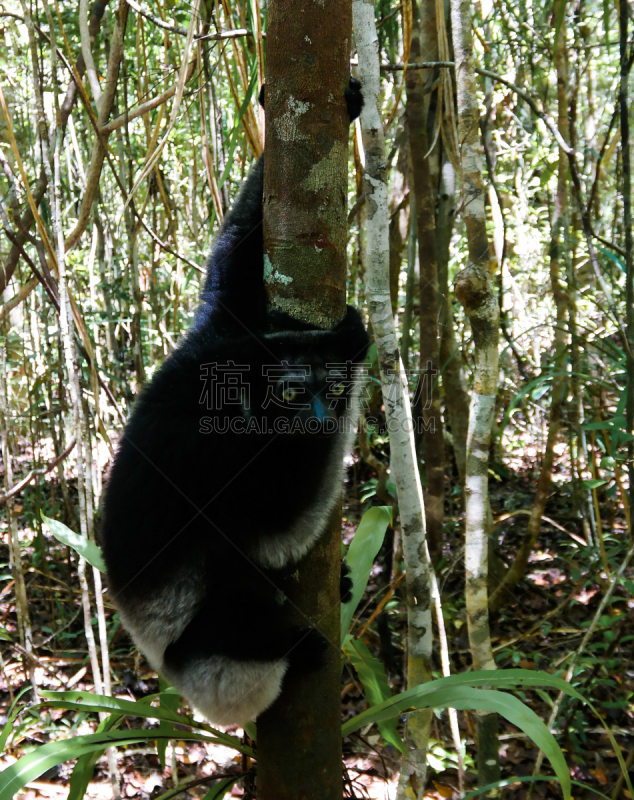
[162,655,288,726]
[115,579,287,726]
[114,575,203,674]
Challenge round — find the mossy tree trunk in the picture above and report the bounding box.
[256,1,352,797]
[353,2,434,797]
[449,0,501,789]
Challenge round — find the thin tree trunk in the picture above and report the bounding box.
[436,157,469,483]
[95,217,118,374]
[354,4,434,798]
[389,165,408,314]
[621,0,634,511]
[567,210,593,543]
[121,61,146,390]
[128,230,145,388]
[450,0,500,788]
[45,22,121,786]
[64,0,128,252]
[405,0,445,566]
[401,196,417,372]
[0,317,37,696]
[255,1,352,797]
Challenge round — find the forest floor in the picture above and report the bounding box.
[0,449,632,800]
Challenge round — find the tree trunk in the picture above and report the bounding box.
[450,0,500,788]
[401,195,417,372]
[353,4,434,798]
[620,0,634,508]
[389,166,408,314]
[256,1,352,797]
[405,0,445,566]
[0,319,37,696]
[261,6,351,327]
[437,157,469,483]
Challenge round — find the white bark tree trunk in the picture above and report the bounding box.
[450,0,501,787]
[353,4,433,797]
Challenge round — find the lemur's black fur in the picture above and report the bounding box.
[101,78,367,725]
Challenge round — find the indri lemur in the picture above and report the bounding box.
[101,79,367,726]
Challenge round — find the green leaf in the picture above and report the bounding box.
[41,514,107,573]
[0,729,230,800]
[597,245,626,273]
[147,775,238,800]
[463,776,612,800]
[201,778,239,800]
[531,384,550,401]
[158,679,181,767]
[582,479,607,490]
[243,721,257,742]
[37,691,250,754]
[68,714,120,800]
[344,684,570,800]
[584,420,616,431]
[342,669,584,800]
[341,506,392,639]
[0,627,12,642]
[68,750,102,800]
[0,686,32,752]
[343,637,405,752]
[345,669,587,726]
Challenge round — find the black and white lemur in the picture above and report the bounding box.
[100,79,368,726]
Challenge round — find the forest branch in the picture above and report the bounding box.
[100,57,197,133]
[126,0,250,41]
[0,440,77,505]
